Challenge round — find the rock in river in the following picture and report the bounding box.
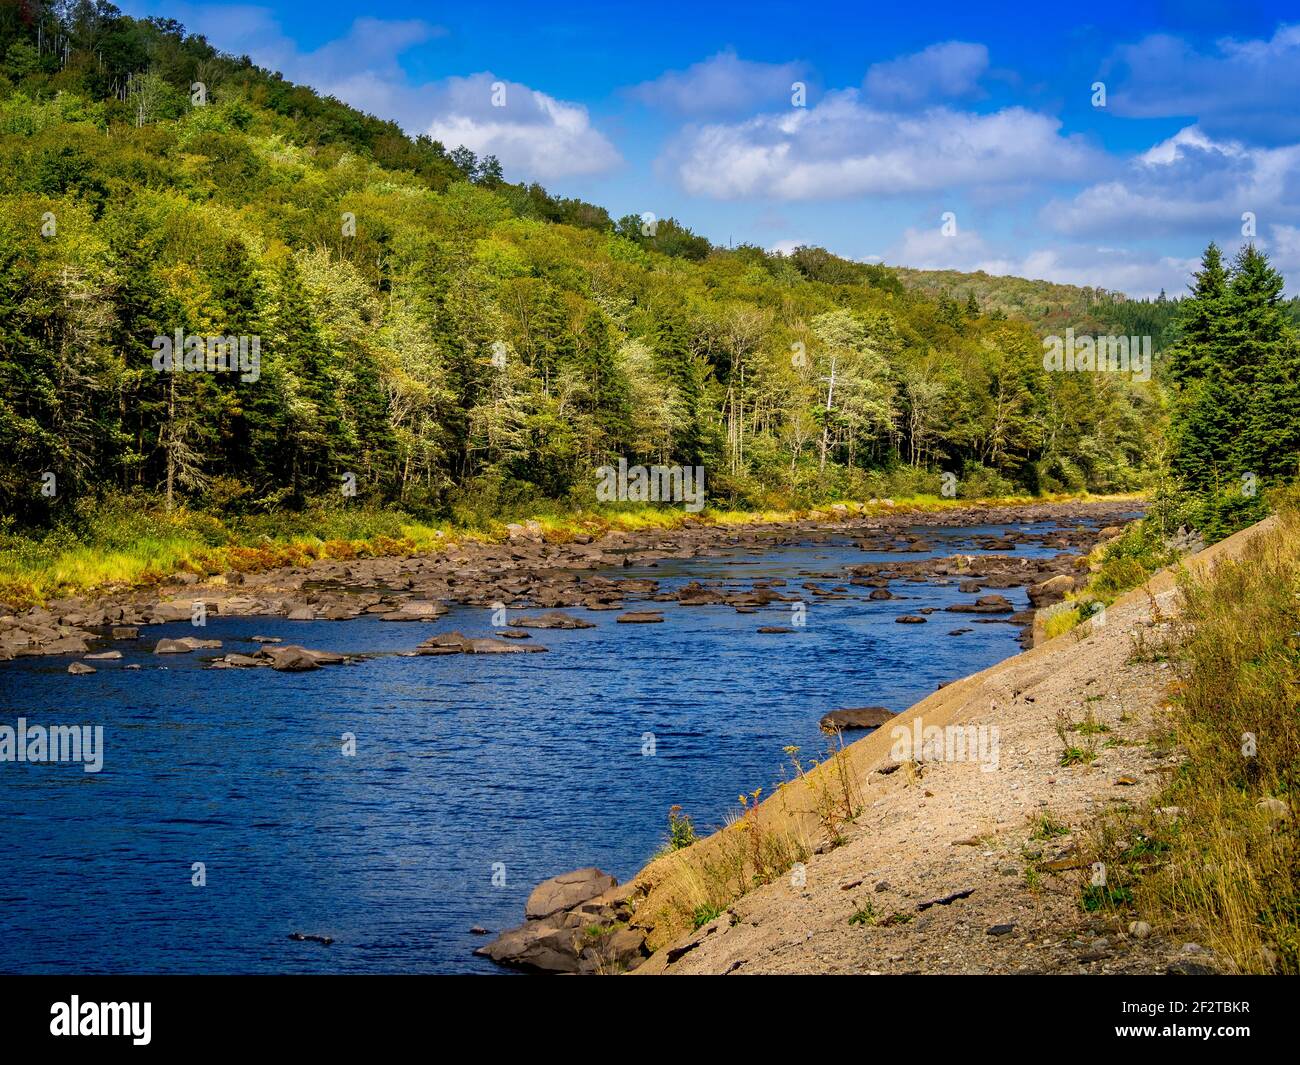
[476,869,647,975]
[820,706,895,733]
[416,631,546,655]
[507,611,595,630]
[155,637,222,654]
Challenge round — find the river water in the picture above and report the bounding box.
[0,519,1101,973]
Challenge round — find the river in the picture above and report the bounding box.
[0,517,1113,973]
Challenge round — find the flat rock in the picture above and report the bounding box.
[507,611,594,630]
[154,637,221,654]
[820,706,895,733]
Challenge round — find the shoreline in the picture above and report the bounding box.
[0,498,1140,664]
[0,493,1144,611]
[575,517,1273,975]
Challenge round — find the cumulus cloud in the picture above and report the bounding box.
[1046,125,1300,238]
[864,41,989,105]
[663,89,1101,201]
[1102,24,1300,142]
[628,49,809,115]
[425,74,621,179]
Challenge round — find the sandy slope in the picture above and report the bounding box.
[632,517,1277,975]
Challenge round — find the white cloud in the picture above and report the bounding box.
[864,41,989,105]
[664,90,1101,201]
[1261,224,1300,274]
[1047,125,1300,238]
[424,74,621,179]
[768,239,810,255]
[628,49,809,115]
[121,3,621,181]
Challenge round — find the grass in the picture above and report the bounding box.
[1030,812,1071,841]
[1080,489,1300,973]
[1042,606,1083,640]
[1056,708,1100,766]
[0,489,1141,609]
[1041,511,1182,640]
[651,805,698,859]
[849,901,877,926]
[633,746,864,951]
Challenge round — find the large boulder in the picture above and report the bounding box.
[1028,573,1075,608]
[149,601,194,623]
[820,706,895,733]
[416,632,547,655]
[525,868,617,920]
[261,645,321,672]
[476,869,647,975]
[474,916,582,974]
[382,600,448,622]
[39,635,90,655]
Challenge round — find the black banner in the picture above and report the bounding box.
[0,974,1286,1051]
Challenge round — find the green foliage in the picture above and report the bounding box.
[1164,242,1300,541]
[0,4,1166,533]
[1089,521,1177,601]
[665,806,697,851]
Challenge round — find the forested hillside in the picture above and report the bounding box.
[892,267,1186,352]
[1,2,1164,531]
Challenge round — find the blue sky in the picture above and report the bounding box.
[122,1,1300,297]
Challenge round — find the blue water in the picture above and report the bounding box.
[0,521,1088,973]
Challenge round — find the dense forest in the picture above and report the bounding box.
[0,1,1283,536]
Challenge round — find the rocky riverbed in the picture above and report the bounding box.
[0,501,1136,670]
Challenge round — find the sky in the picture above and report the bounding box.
[120,0,1300,298]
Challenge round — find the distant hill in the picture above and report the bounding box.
[892,267,1183,349]
[0,3,1169,527]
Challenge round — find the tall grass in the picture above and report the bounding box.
[1084,492,1299,972]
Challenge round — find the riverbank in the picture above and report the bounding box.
[0,493,1142,610]
[1,498,1139,663]
[594,513,1278,975]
